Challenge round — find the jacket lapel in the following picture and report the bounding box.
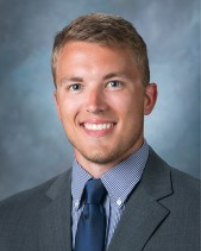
[107,148,173,251]
[38,170,72,251]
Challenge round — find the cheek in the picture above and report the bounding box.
[58,101,78,136]
[122,100,144,135]
[116,97,143,119]
[59,95,78,115]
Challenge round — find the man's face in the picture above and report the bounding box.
[54,41,157,173]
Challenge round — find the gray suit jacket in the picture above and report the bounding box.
[0,148,200,251]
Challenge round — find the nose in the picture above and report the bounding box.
[86,88,108,114]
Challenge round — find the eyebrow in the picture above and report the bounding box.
[103,72,129,80]
[60,72,130,85]
[60,77,83,85]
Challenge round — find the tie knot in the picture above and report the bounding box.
[84,179,107,204]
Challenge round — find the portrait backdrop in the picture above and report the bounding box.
[0,0,200,200]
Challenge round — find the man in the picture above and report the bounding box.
[0,13,200,251]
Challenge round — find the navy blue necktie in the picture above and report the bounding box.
[74,179,107,251]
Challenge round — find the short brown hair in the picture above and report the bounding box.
[51,13,150,86]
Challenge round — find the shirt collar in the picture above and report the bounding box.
[71,141,149,209]
[71,159,92,209]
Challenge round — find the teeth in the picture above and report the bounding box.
[84,123,114,130]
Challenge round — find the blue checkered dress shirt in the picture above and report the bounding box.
[71,141,149,248]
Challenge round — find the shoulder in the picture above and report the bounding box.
[170,166,200,193]
[146,147,200,205]
[167,166,200,217]
[0,178,52,214]
[0,169,72,249]
[148,147,200,188]
[0,169,72,217]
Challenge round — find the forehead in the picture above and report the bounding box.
[55,41,141,82]
[58,41,138,68]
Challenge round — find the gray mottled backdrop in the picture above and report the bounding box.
[0,0,200,200]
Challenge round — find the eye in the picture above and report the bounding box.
[107,80,122,88]
[69,83,82,91]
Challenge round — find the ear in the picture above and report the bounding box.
[53,90,62,121]
[144,83,157,115]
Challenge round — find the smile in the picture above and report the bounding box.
[83,123,114,131]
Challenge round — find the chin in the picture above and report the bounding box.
[80,148,121,165]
